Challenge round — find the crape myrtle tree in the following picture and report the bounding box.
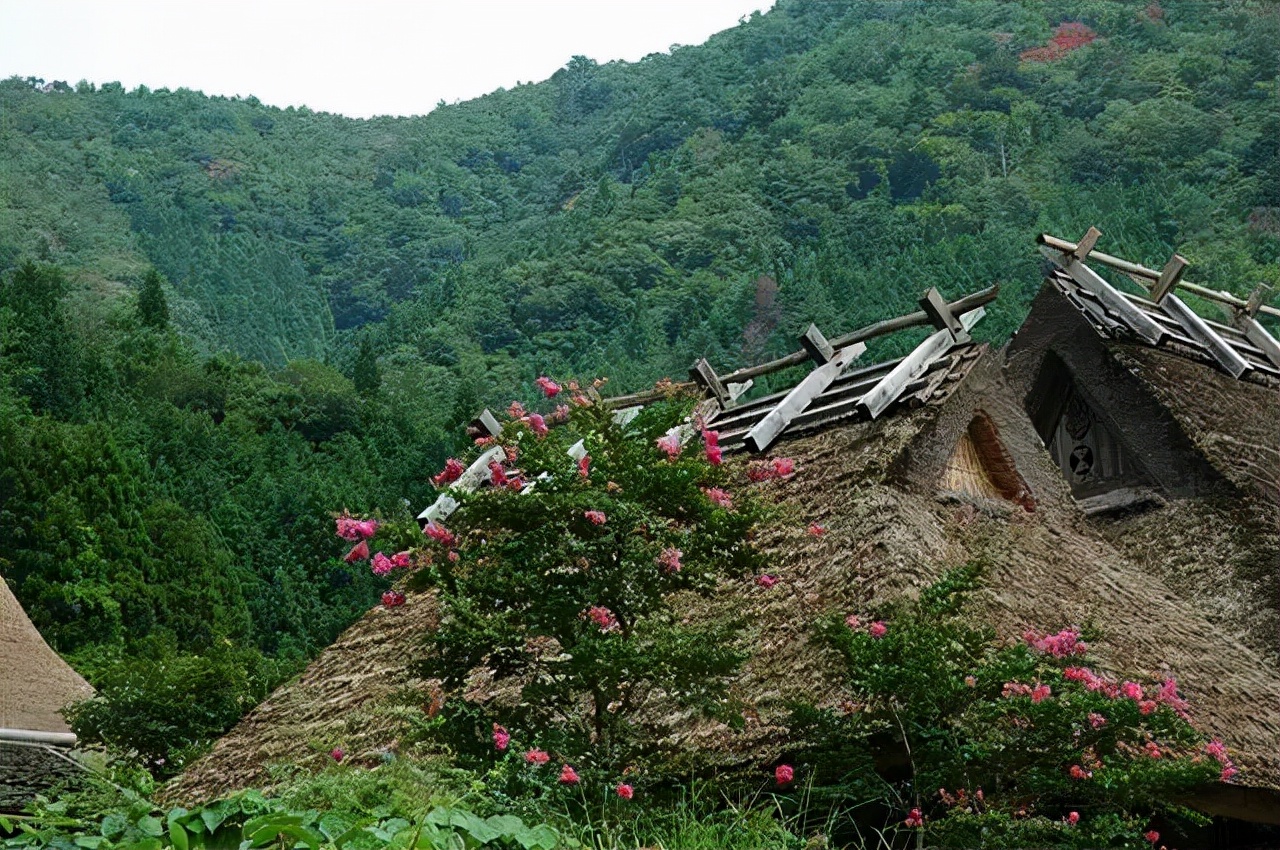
[344,378,765,777]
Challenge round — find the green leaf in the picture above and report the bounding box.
[137,817,165,838]
[168,822,189,850]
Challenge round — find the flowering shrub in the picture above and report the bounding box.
[404,382,763,773]
[791,564,1223,848]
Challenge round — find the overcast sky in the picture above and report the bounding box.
[0,1,775,118]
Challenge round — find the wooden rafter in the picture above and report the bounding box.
[859,307,985,419]
[742,340,866,453]
[1040,242,1166,345]
[1160,293,1251,378]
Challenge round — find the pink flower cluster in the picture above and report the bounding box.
[1206,738,1238,782]
[585,605,619,632]
[372,551,414,576]
[380,590,406,608]
[755,574,778,589]
[1023,628,1087,658]
[746,457,796,482]
[807,523,826,537]
[559,764,580,784]
[525,748,550,765]
[536,376,561,398]
[577,455,591,478]
[775,764,794,786]
[701,429,722,466]
[843,615,887,638]
[904,808,924,828]
[1063,667,1192,719]
[658,547,682,573]
[655,434,681,459]
[1069,764,1093,780]
[423,522,457,548]
[1001,681,1051,702]
[336,514,380,542]
[432,458,465,488]
[584,509,607,525]
[493,724,510,752]
[702,487,734,509]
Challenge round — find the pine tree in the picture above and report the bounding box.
[137,268,169,330]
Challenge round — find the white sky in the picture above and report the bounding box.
[0,0,774,118]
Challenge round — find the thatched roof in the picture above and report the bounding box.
[167,281,1280,823]
[0,577,93,736]
[1,576,95,810]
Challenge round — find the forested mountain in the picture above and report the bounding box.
[2,0,1277,768]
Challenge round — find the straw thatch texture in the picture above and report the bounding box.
[0,577,94,734]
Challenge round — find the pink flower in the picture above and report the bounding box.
[381,590,405,608]
[616,783,634,800]
[578,455,591,478]
[756,574,778,589]
[904,808,924,828]
[1121,681,1144,701]
[1155,677,1191,720]
[586,605,619,632]
[746,462,773,483]
[1088,712,1108,729]
[1003,682,1032,699]
[331,747,345,762]
[372,552,395,576]
[507,401,526,419]
[1023,628,1087,657]
[550,403,571,424]
[584,510,607,525]
[1138,699,1158,716]
[808,523,826,537]
[344,540,370,563]
[775,764,794,786]
[559,764,580,784]
[432,458,465,488]
[1145,830,1159,844]
[702,487,734,509]
[658,547,682,573]
[423,522,457,547]
[964,675,977,688]
[489,459,510,488]
[701,429,722,465]
[536,376,561,398]
[525,748,549,765]
[655,434,681,459]
[772,457,795,478]
[493,724,510,752]
[1069,765,1092,780]
[844,614,861,630]
[526,413,549,438]
[1206,739,1228,762]
[1067,811,1080,825]
[571,392,591,407]
[1031,683,1052,703]
[391,551,413,568]
[868,621,887,639]
[1144,741,1162,759]
[448,550,460,562]
[1221,765,1239,782]
[336,514,379,542]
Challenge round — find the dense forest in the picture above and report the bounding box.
[2,0,1278,768]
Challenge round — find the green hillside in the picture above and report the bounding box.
[1,0,1278,772]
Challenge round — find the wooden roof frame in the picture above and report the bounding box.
[1039,230,1280,378]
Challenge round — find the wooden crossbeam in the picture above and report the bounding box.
[1150,254,1188,302]
[859,307,985,419]
[417,445,508,525]
[742,342,866,453]
[470,409,503,438]
[1245,284,1272,318]
[1234,314,1280,370]
[689,358,729,405]
[800,324,835,365]
[1040,245,1166,345]
[919,286,968,341]
[1160,294,1251,378]
[1070,227,1102,261]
